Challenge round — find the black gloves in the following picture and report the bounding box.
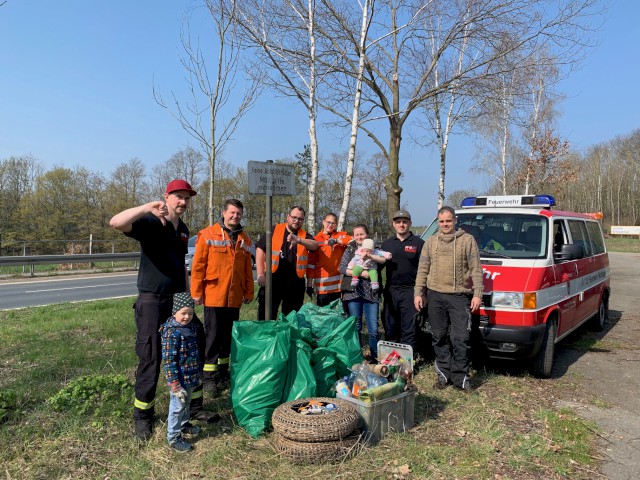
[414,308,432,334]
[306,286,315,298]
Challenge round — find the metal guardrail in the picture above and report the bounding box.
[0,252,140,277]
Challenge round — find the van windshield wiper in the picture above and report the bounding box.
[480,249,511,259]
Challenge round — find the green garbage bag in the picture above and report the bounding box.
[230,320,291,438]
[282,336,317,402]
[282,309,314,347]
[293,302,345,344]
[318,313,363,377]
[310,347,340,397]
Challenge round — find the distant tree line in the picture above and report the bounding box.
[2,128,638,255]
[446,128,640,233]
[0,145,391,255]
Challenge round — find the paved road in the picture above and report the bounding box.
[0,272,138,310]
[555,252,640,480]
[0,270,259,310]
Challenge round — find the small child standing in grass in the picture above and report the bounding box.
[348,238,392,292]
[162,292,203,452]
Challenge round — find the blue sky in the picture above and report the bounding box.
[1,1,638,225]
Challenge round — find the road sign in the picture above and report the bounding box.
[247,161,296,196]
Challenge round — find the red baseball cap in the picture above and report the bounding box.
[165,179,197,196]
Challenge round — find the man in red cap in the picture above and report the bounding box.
[110,179,216,440]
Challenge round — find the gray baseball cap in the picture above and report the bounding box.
[392,209,411,220]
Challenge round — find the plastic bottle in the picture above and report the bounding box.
[352,371,368,398]
[366,372,389,388]
[398,361,412,385]
[334,378,351,397]
[346,369,359,389]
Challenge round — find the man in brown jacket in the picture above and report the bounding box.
[414,206,483,391]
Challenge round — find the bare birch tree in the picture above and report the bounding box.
[418,15,475,209]
[231,0,326,232]
[336,0,372,230]
[155,0,259,225]
[314,0,598,221]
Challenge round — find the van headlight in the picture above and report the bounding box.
[492,292,523,308]
[491,292,537,309]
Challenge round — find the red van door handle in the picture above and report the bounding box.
[561,273,573,282]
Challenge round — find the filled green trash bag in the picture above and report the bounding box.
[310,347,340,397]
[289,302,345,345]
[317,313,363,377]
[282,309,315,347]
[230,320,291,438]
[282,336,317,402]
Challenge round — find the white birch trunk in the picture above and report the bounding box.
[337,0,370,231]
[306,0,319,233]
[524,79,543,195]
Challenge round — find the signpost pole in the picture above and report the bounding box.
[247,159,296,321]
[265,160,273,320]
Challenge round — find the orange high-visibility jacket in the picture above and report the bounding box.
[271,223,309,278]
[307,231,352,295]
[190,222,254,307]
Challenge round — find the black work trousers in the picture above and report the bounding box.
[428,290,472,388]
[383,286,417,351]
[133,294,206,420]
[257,275,305,320]
[133,293,173,420]
[316,292,341,307]
[203,306,240,382]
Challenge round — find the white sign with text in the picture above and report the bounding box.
[247,161,296,196]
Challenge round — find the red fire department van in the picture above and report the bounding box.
[421,194,611,378]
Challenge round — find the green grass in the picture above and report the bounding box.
[605,236,640,253]
[0,261,138,276]
[0,299,600,479]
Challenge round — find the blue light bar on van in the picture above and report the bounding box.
[460,194,556,208]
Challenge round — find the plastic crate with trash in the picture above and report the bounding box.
[336,341,416,444]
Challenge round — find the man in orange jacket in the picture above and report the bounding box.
[307,212,352,307]
[190,199,254,393]
[255,205,318,320]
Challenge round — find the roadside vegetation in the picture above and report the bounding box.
[604,237,640,253]
[0,261,138,277]
[0,298,601,479]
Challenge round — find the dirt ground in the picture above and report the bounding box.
[553,252,640,480]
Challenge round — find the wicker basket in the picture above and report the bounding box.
[274,431,362,465]
[271,397,359,443]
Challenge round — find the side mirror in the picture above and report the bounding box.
[554,244,584,262]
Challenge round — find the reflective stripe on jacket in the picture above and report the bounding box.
[271,223,309,278]
[307,231,352,294]
[190,222,254,307]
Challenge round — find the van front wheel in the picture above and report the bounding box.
[530,318,556,378]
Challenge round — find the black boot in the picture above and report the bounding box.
[189,392,221,424]
[133,408,154,440]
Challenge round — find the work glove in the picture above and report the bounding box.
[414,308,432,334]
[170,381,188,403]
[306,286,315,298]
[327,238,338,246]
[174,388,188,404]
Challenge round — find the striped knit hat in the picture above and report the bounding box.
[172,292,195,315]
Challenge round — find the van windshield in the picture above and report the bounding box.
[421,213,549,259]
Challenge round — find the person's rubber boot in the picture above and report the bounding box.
[202,378,218,396]
[216,370,230,391]
[134,408,154,440]
[189,393,221,424]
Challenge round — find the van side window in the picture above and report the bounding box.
[585,221,606,255]
[553,220,567,253]
[568,220,593,257]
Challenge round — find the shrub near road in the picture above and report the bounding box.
[0,299,599,479]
